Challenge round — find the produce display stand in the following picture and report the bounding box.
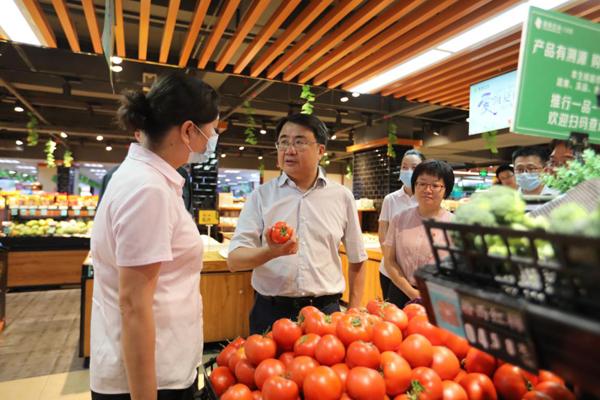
[415,220,600,398]
[198,358,218,400]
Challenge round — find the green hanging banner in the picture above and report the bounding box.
[512,7,600,143]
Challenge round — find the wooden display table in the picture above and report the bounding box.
[340,246,384,307]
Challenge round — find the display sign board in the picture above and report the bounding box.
[469,71,517,135]
[512,7,600,143]
[198,210,219,226]
[425,281,466,338]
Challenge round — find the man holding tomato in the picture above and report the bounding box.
[228,113,367,334]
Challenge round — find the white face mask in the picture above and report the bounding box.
[186,123,218,164]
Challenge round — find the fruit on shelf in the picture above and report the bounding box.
[2,218,93,237]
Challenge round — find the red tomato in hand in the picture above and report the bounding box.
[254,359,285,390]
[209,366,236,396]
[221,384,254,400]
[270,221,293,244]
[332,363,350,386]
[235,359,257,389]
[346,340,381,369]
[346,366,387,400]
[382,304,409,331]
[492,364,536,400]
[443,333,470,360]
[315,334,346,366]
[464,348,497,376]
[261,376,298,400]
[373,321,403,352]
[459,373,497,400]
[406,315,446,345]
[538,370,564,386]
[403,303,427,320]
[380,351,412,396]
[534,381,575,400]
[288,355,319,390]
[398,334,433,368]
[244,335,277,367]
[442,380,468,400]
[431,346,460,380]
[337,315,373,346]
[272,318,302,351]
[304,366,344,400]
[293,333,321,358]
[411,367,443,400]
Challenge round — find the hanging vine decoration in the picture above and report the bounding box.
[63,150,74,168]
[45,139,57,167]
[79,174,101,189]
[243,100,258,145]
[320,153,330,166]
[387,121,398,158]
[345,162,353,180]
[26,112,39,146]
[482,130,499,154]
[258,159,265,176]
[300,84,315,115]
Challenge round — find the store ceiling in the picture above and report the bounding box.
[0,0,598,166]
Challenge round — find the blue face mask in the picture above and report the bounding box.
[399,169,413,188]
[516,172,542,192]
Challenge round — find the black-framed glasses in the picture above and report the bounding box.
[275,138,318,151]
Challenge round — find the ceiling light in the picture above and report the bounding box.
[324,152,328,156]
[225,178,230,182]
[96,135,104,141]
[9,170,16,175]
[110,56,123,65]
[258,155,263,160]
[331,134,337,140]
[352,92,360,98]
[238,146,245,151]
[111,65,123,73]
[106,145,113,151]
[15,140,23,146]
[236,176,242,180]
[260,129,267,135]
[466,117,471,123]
[0,159,19,164]
[84,163,103,168]
[0,1,43,46]
[340,96,349,103]
[433,131,440,136]
[325,161,330,165]
[14,106,24,112]
[60,132,68,138]
[23,174,28,177]
[221,153,227,158]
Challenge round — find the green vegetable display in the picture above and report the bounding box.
[544,149,600,193]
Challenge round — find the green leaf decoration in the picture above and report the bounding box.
[79,174,101,189]
[45,139,57,168]
[387,122,398,158]
[345,162,353,179]
[300,84,315,115]
[26,112,39,146]
[63,150,74,168]
[482,130,499,154]
[243,101,258,144]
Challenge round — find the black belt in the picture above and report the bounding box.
[258,293,342,309]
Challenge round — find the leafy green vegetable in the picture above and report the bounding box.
[543,149,600,193]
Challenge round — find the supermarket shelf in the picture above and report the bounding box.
[0,236,90,251]
[218,206,244,211]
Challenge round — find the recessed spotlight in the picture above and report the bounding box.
[331,134,337,140]
[15,140,23,145]
[260,129,267,134]
[236,176,242,180]
[23,174,28,177]
[96,135,104,141]
[221,153,227,158]
[60,131,68,138]
[325,160,330,165]
[352,92,360,98]
[9,170,16,175]
[324,152,328,156]
[433,131,440,136]
[111,65,123,73]
[106,145,113,151]
[225,178,231,182]
[14,106,24,112]
[340,96,349,103]
[110,56,123,64]
[258,155,263,160]
[466,117,470,123]
[238,146,245,151]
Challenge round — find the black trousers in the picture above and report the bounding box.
[250,293,341,334]
[380,273,412,308]
[91,377,197,400]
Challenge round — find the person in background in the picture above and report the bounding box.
[377,149,425,306]
[495,164,518,190]
[90,73,220,400]
[548,139,575,169]
[513,146,560,196]
[227,113,367,334]
[383,160,454,306]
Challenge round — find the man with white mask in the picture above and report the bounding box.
[512,146,560,197]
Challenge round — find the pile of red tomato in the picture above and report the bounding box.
[209,300,574,400]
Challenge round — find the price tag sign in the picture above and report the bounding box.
[458,293,538,372]
[73,209,81,216]
[425,281,466,338]
[60,209,68,217]
[198,210,219,226]
[10,208,18,216]
[20,208,28,217]
[40,209,48,216]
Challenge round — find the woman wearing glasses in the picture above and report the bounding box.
[90,73,219,400]
[383,160,455,306]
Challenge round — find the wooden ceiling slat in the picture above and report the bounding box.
[312,0,455,86]
[233,0,301,74]
[404,48,519,99]
[334,0,520,90]
[178,0,210,67]
[562,0,600,17]
[198,0,241,69]
[250,0,334,77]
[440,95,470,108]
[215,0,271,71]
[115,0,126,57]
[81,0,102,54]
[267,0,363,79]
[283,0,395,81]
[298,0,425,84]
[21,0,57,47]
[138,0,151,60]
[383,31,521,96]
[51,0,80,52]
[159,0,181,63]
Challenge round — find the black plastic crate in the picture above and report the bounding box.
[196,358,218,400]
[423,220,600,318]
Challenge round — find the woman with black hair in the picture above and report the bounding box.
[90,73,220,400]
[383,160,454,306]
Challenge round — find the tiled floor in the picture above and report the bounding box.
[0,289,215,399]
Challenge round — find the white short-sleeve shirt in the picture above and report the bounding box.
[90,143,203,394]
[229,169,367,297]
[378,187,417,278]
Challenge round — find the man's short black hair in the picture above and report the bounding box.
[411,160,455,199]
[275,113,329,146]
[495,164,514,180]
[512,146,549,164]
